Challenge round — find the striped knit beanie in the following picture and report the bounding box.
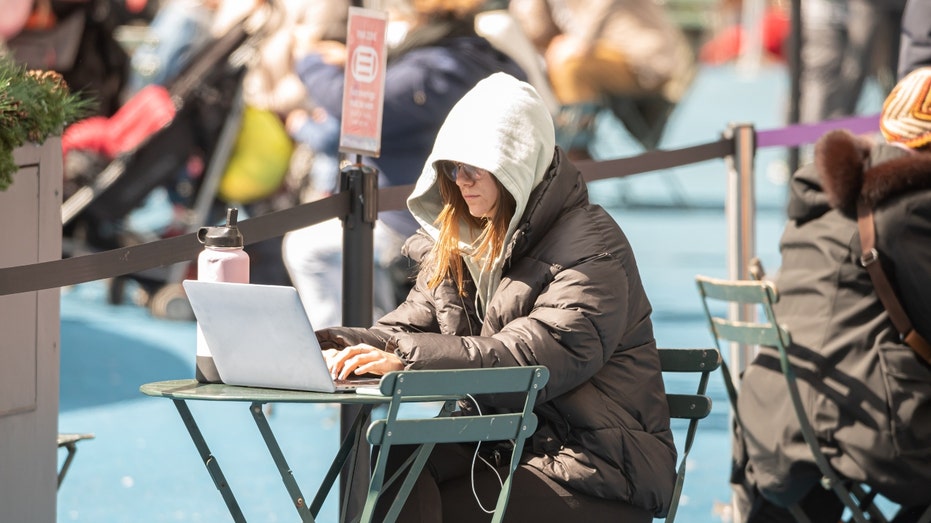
[881,66,931,149]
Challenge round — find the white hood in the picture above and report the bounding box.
[406,72,556,314]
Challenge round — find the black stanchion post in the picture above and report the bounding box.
[341,162,377,326]
[339,159,377,521]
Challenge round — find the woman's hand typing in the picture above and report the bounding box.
[323,344,404,380]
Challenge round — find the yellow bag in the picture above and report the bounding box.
[218,106,294,203]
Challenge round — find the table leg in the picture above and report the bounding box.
[173,399,246,522]
[249,402,315,523]
[340,404,372,523]
[340,404,377,523]
[57,442,77,489]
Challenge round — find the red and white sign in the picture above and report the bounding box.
[339,7,388,158]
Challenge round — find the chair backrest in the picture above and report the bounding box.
[658,347,721,523]
[693,275,927,523]
[361,366,549,523]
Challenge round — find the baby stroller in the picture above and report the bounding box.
[60,6,282,319]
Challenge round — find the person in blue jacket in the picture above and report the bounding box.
[282,0,526,328]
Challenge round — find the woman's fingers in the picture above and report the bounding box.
[328,344,377,378]
[328,345,403,379]
[351,351,404,377]
[337,349,379,380]
[352,353,403,377]
[321,348,341,372]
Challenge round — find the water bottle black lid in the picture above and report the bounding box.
[197,208,244,248]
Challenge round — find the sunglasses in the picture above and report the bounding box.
[443,162,486,183]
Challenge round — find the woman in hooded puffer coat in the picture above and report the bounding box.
[318,72,675,522]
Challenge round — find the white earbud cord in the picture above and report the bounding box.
[467,394,505,514]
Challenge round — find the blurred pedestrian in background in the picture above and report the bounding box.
[797,0,905,125]
[698,0,790,65]
[508,0,695,159]
[897,0,931,79]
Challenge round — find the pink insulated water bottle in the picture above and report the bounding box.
[194,208,250,383]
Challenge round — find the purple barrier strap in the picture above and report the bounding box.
[757,114,880,148]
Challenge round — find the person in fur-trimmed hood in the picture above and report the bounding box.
[735,67,931,522]
[316,72,675,522]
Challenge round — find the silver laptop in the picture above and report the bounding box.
[181,280,381,393]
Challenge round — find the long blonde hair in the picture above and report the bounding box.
[426,163,516,296]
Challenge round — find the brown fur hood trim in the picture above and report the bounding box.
[815,128,931,211]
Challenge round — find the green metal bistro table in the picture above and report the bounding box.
[139,379,394,523]
[142,367,546,523]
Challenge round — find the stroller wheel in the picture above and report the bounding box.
[149,283,194,321]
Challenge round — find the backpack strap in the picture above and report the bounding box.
[856,200,931,364]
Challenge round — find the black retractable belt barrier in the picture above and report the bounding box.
[576,139,734,182]
[0,192,352,297]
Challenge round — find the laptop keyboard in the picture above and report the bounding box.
[333,377,382,391]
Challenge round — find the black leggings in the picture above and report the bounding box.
[372,443,652,523]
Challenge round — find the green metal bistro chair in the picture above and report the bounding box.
[695,275,931,523]
[359,366,549,523]
[658,347,722,523]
